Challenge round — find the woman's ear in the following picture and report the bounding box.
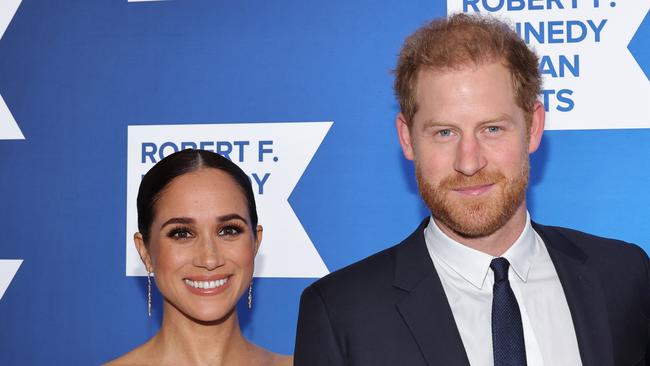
[134,232,153,272]
[254,225,263,256]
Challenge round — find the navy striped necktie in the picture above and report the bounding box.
[490,257,527,366]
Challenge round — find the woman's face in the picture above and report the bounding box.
[135,168,261,322]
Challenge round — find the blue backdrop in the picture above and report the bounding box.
[0,0,648,364]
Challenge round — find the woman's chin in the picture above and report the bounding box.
[181,304,238,325]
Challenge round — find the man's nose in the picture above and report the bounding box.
[453,135,487,176]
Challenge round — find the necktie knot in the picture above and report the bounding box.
[490,257,510,283]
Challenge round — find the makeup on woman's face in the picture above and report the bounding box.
[143,168,261,322]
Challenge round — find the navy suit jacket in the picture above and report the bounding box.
[294,219,650,366]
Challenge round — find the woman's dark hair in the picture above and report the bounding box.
[136,149,258,244]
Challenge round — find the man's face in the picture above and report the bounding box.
[396,61,544,239]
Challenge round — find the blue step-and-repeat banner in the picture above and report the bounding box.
[0,0,648,364]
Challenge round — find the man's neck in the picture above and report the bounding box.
[434,204,528,257]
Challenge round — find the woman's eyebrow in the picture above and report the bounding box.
[216,214,248,224]
[160,217,194,229]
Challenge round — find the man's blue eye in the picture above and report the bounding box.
[439,129,452,137]
[487,126,500,133]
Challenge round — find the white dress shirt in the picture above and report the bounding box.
[424,214,583,366]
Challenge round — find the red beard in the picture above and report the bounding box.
[416,161,529,238]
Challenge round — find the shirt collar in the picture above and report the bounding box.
[424,212,539,289]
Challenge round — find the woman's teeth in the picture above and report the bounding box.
[184,278,228,289]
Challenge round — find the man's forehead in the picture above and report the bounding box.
[414,61,516,103]
[416,59,511,81]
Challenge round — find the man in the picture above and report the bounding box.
[294,13,649,366]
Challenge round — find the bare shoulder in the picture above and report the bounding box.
[102,352,139,366]
[249,343,293,366]
[102,341,154,366]
[269,352,293,366]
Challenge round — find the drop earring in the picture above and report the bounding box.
[147,271,152,317]
[248,282,253,310]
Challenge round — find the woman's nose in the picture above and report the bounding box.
[193,236,224,270]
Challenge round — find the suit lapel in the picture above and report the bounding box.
[533,223,614,366]
[394,219,470,366]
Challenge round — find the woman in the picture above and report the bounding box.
[106,149,292,366]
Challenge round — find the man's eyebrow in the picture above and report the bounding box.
[421,114,515,128]
[160,217,194,229]
[421,119,456,128]
[479,113,514,124]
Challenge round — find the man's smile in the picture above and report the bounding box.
[452,183,495,196]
